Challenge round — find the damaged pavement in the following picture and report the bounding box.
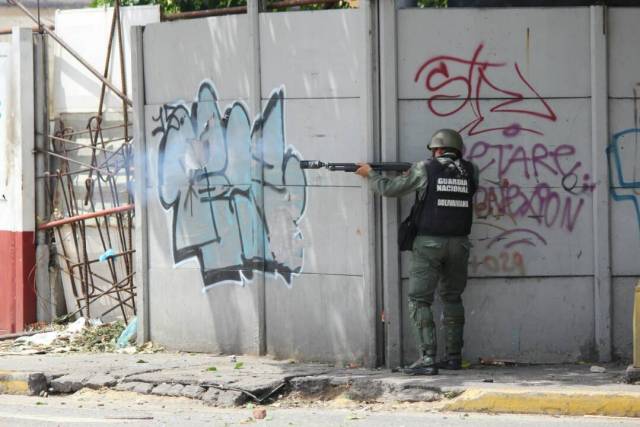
[1,351,640,417]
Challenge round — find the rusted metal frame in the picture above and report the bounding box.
[93,172,130,321]
[162,6,247,21]
[38,204,135,230]
[64,249,135,268]
[40,149,115,177]
[57,278,136,320]
[107,175,133,296]
[54,171,85,315]
[271,0,340,9]
[97,6,119,122]
[161,0,341,21]
[37,168,99,180]
[0,25,54,36]
[6,0,132,107]
[100,293,135,318]
[93,173,129,321]
[124,144,135,306]
[115,0,129,143]
[58,123,130,138]
[63,292,136,321]
[94,143,128,174]
[59,153,92,318]
[49,134,117,154]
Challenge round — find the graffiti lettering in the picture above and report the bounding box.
[469,251,526,276]
[415,44,557,137]
[152,81,307,289]
[607,128,640,236]
[474,182,585,233]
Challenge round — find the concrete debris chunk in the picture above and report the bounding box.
[85,374,117,389]
[253,408,267,419]
[181,385,206,399]
[151,383,174,396]
[50,374,87,393]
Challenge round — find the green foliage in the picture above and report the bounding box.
[90,0,351,15]
[417,0,448,7]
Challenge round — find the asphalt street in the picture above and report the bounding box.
[0,390,637,427]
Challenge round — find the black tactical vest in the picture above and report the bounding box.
[417,158,476,237]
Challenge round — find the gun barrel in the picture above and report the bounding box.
[300,160,325,169]
[299,160,412,173]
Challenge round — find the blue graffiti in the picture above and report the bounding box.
[152,81,307,290]
[607,128,640,236]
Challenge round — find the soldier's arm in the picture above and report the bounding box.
[367,161,427,198]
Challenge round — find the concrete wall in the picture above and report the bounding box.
[608,8,640,360]
[0,28,36,334]
[53,5,159,114]
[134,7,376,364]
[132,5,639,364]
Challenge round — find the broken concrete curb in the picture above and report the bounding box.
[0,371,47,396]
[443,388,640,417]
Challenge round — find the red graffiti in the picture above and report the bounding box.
[414,44,557,136]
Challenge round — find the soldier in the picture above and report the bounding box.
[356,129,479,375]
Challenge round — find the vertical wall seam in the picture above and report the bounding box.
[248,0,266,356]
[132,25,150,345]
[590,5,612,362]
[379,0,402,369]
[360,0,379,368]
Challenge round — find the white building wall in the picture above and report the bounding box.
[131,5,639,364]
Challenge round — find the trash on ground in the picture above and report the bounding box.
[0,317,163,355]
[116,317,138,348]
[590,365,606,373]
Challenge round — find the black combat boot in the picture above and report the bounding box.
[438,354,462,370]
[402,355,439,376]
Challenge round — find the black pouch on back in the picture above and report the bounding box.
[398,190,425,252]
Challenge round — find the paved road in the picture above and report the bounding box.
[0,390,637,427]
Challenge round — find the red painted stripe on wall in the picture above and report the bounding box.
[0,230,36,334]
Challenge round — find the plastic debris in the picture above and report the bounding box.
[116,317,138,348]
[590,365,606,373]
[98,248,116,262]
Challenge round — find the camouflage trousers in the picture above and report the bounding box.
[408,235,471,358]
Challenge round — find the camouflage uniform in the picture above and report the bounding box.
[368,157,479,373]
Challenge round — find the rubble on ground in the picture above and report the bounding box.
[0,317,163,355]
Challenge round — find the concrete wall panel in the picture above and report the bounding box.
[608,101,640,276]
[398,8,590,100]
[608,9,640,99]
[613,277,637,361]
[402,277,595,364]
[53,6,160,113]
[148,267,260,353]
[270,98,363,188]
[398,98,595,277]
[0,42,7,199]
[269,186,365,276]
[143,16,252,105]
[260,10,361,99]
[266,273,368,364]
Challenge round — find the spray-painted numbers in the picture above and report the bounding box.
[470,251,526,276]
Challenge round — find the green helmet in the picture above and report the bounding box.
[428,129,464,153]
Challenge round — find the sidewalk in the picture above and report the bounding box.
[0,352,639,417]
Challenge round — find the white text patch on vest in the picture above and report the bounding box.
[436,184,469,193]
[437,199,469,208]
